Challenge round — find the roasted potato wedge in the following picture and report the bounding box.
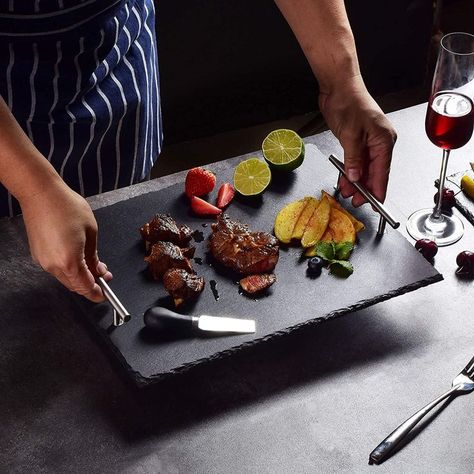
[301,195,331,248]
[322,191,365,232]
[274,198,308,243]
[291,197,319,240]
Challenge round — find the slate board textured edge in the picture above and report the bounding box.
[76,272,443,388]
[436,174,474,227]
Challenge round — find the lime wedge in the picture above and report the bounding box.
[262,129,305,172]
[233,158,271,196]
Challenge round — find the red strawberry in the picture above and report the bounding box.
[185,167,216,198]
[190,196,222,216]
[216,183,235,208]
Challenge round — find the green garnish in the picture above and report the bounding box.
[313,241,355,278]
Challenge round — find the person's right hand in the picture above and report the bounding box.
[19,179,112,302]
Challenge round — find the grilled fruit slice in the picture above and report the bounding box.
[240,274,276,294]
[301,195,331,248]
[209,214,279,275]
[274,198,308,244]
[321,191,365,233]
[291,197,319,240]
[163,269,205,307]
[321,207,356,243]
[305,207,355,256]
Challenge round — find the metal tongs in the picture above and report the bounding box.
[329,154,400,235]
[96,276,131,327]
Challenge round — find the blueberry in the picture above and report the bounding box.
[307,257,324,276]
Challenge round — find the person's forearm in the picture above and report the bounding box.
[0,96,62,203]
[274,0,361,93]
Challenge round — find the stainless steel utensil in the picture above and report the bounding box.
[144,306,256,334]
[369,355,474,464]
[97,276,131,326]
[328,154,400,234]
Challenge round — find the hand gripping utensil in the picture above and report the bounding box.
[96,276,131,327]
[144,306,255,335]
[369,355,474,464]
[328,154,400,235]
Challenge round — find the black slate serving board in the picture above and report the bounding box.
[76,144,442,386]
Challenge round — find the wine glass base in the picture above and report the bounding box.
[406,208,464,246]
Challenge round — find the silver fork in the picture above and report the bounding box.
[369,355,474,464]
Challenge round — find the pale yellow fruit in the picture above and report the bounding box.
[321,191,365,232]
[304,207,355,256]
[274,199,307,244]
[461,174,474,199]
[301,195,331,248]
[291,197,319,240]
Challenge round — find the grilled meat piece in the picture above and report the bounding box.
[163,269,205,306]
[179,224,193,245]
[209,214,279,275]
[145,241,193,280]
[181,247,196,259]
[140,214,193,248]
[240,273,276,294]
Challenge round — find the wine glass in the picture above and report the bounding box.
[406,32,474,246]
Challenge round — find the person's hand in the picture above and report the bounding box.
[318,74,397,206]
[19,179,112,302]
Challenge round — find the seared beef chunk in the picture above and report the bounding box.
[239,273,276,294]
[181,247,196,259]
[209,214,279,275]
[140,214,193,248]
[145,241,193,280]
[163,269,205,306]
[179,225,193,245]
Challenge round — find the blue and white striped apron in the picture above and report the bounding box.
[0,0,162,217]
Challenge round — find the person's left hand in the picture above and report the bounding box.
[318,74,397,206]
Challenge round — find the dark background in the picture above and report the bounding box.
[152,0,473,176]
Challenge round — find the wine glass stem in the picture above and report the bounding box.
[433,149,451,219]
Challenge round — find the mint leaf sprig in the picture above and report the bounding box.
[314,241,354,277]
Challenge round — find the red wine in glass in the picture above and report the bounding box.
[425,91,474,150]
[407,32,474,246]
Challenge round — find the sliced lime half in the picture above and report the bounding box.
[233,158,271,196]
[262,129,304,172]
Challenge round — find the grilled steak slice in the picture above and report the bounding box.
[140,214,193,248]
[145,241,193,280]
[209,214,279,275]
[163,269,205,306]
[240,273,276,294]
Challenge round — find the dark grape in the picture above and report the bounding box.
[307,257,324,276]
[456,250,474,275]
[415,239,438,260]
[434,188,456,210]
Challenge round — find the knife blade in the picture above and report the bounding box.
[143,306,256,334]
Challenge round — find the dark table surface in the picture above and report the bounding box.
[2,103,474,474]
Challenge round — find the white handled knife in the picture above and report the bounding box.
[144,306,256,334]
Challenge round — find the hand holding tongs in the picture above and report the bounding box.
[329,154,400,234]
[96,276,131,326]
